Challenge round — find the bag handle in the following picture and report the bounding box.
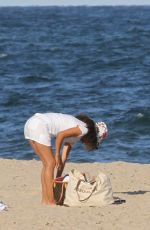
[53,181,68,205]
[75,179,97,202]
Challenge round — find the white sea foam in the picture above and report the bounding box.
[137,113,144,118]
[0,53,8,58]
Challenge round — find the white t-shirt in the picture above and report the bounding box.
[35,112,88,146]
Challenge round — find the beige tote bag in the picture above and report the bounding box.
[64,169,114,207]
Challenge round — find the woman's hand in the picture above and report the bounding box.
[55,155,63,170]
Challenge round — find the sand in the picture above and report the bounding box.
[0,159,150,230]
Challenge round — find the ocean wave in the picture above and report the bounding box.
[21,75,51,83]
[0,53,8,58]
[3,92,26,107]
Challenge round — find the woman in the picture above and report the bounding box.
[24,112,108,205]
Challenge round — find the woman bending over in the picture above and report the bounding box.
[24,112,108,205]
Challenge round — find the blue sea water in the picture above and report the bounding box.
[0,6,150,163]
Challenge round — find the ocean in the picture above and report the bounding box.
[0,6,149,163]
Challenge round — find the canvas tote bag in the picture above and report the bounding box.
[64,169,114,207]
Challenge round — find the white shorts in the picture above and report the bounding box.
[24,115,51,146]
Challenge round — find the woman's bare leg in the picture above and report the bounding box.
[28,140,56,205]
[28,140,48,204]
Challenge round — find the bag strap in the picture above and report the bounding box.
[75,179,97,202]
[57,183,65,204]
[53,181,68,205]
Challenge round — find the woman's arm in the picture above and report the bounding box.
[56,143,72,177]
[55,126,81,169]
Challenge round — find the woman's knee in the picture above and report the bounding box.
[43,158,56,169]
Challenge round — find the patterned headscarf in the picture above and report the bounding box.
[96,122,108,144]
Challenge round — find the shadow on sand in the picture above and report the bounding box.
[114,190,150,195]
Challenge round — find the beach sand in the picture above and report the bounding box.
[0,159,150,230]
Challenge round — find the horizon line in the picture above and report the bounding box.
[0,4,150,7]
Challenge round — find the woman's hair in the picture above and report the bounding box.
[75,114,98,151]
